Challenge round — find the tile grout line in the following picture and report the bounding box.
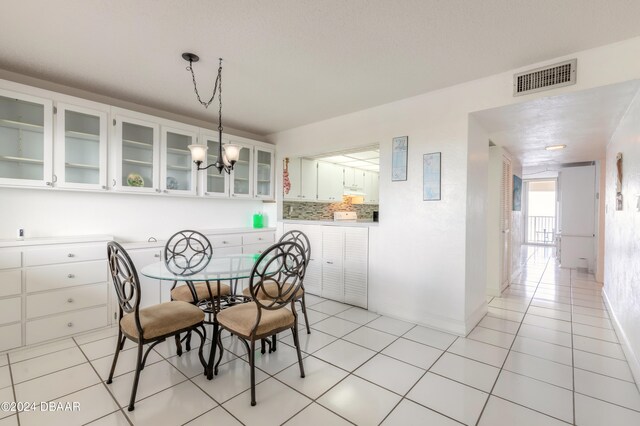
[6,353,20,426]
[570,268,577,425]
[73,336,134,426]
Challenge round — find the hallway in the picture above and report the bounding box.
[480,245,640,425]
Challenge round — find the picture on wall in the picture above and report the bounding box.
[513,175,522,211]
[392,136,408,181]
[423,152,441,201]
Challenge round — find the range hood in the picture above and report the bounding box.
[344,188,365,196]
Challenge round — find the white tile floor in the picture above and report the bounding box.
[1,246,639,425]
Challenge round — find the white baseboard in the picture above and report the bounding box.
[372,301,487,337]
[603,289,640,392]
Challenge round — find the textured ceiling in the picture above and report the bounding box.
[1,1,640,136]
[473,80,640,167]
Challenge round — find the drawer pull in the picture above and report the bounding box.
[222,241,228,244]
[67,274,75,279]
[67,253,75,258]
[326,261,333,265]
[67,322,73,328]
[67,298,74,303]
[258,237,263,241]
[154,254,160,258]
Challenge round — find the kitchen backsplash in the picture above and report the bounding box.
[283,201,379,221]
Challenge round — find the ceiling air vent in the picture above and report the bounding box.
[513,59,577,96]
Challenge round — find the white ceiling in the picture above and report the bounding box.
[315,149,380,171]
[2,1,640,136]
[473,80,640,167]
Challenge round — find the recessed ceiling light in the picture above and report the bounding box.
[545,144,567,151]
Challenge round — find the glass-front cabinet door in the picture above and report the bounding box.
[0,89,53,187]
[229,143,253,198]
[161,126,197,195]
[254,146,274,200]
[112,113,159,193]
[201,132,229,197]
[54,103,108,190]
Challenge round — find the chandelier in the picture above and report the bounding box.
[183,53,240,174]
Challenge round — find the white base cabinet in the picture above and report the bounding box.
[0,236,112,351]
[283,223,368,308]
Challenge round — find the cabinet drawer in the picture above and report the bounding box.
[213,246,243,256]
[27,283,107,319]
[208,235,243,249]
[26,260,107,293]
[242,232,275,246]
[0,297,21,324]
[0,269,21,297]
[26,306,108,345]
[242,243,271,255]
[24,243,107,266]
[0,323,22,352]
[0,250,21,270]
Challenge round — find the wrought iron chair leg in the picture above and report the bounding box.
[175,334,183,357]
[292,326,305,378]
[127,341,144,411]
[261,339,266,354]
[192,325,208,372]
[107,332,126,384]
[214,327,224,375]
[300,295,311,334]
[271,334,277,352]
[249,339,257,406]
[207,323,219,380]
[185,331,192,352]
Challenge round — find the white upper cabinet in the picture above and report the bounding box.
[160,124,198,195]
[54,103,108,190]
[364,171,379,203]
[200,131,229,198]
[0,88,53,187]
[344,167,365,191]
[317,161,344,202]
[254,146,274,200]
[111,111,160,193]
[230,143,253,198]
[300,159,318,200]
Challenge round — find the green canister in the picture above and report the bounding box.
[252,212,264,228]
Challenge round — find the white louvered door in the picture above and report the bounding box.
[343,227,368,308]
[321,227,344,301]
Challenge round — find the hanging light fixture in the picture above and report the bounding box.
[183,53,240,174]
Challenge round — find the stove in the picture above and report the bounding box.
[333,211,358,222]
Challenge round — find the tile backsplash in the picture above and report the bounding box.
[283,201,379,221]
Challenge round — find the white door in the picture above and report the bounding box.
[500,156,512,289]
[230,143,254,198]
[321,227,344,301]
[254,147,275,200]
[160,125,198,196]
[317,162,343,202]
[54,103,108,190]
[0,88,54,187]
[364,171,379,203]
[201,132,229,198]
[344,227,368,308]
[300,159,318,200]
[559,165,596,269]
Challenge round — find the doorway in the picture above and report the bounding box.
[524,180,557,245]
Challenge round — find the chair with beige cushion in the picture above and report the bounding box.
[243,230,312,335]
[217,240,307,406]
[164,230,230,355]
[106,242,207,412]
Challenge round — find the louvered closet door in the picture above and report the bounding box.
[321,227,344,301]
[500,156,512,288]
[343,227,368,308]
[301,225,323,296]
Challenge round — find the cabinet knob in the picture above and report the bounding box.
[67,322,73,328]
[163,190,169,193]
[67,274,75,278]
[154,254,160,258]
[112,179,117,187]
[156,188,161,193]
[67,253,75,258]
[67,298,74,303]
[258,237,263,241]
[222,241,228,244]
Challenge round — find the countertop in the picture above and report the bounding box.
[281,219,378,227]
[0,234,113,248]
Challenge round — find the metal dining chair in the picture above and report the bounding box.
[216,240,307,406]
[165,230,230,355]
[106,242,207,411]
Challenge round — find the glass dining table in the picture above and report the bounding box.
[140,253,270,380]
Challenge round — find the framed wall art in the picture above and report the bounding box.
[423,152,441,201]
[392,136,408,181]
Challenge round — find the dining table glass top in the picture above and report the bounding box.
[140,253,273,281]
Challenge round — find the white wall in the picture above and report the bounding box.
[604,88,640,384]
[0,187,276,242]
[270,36,640,335]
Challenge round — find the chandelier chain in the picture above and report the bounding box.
[218,61,223,132]
[186,59,221,109]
